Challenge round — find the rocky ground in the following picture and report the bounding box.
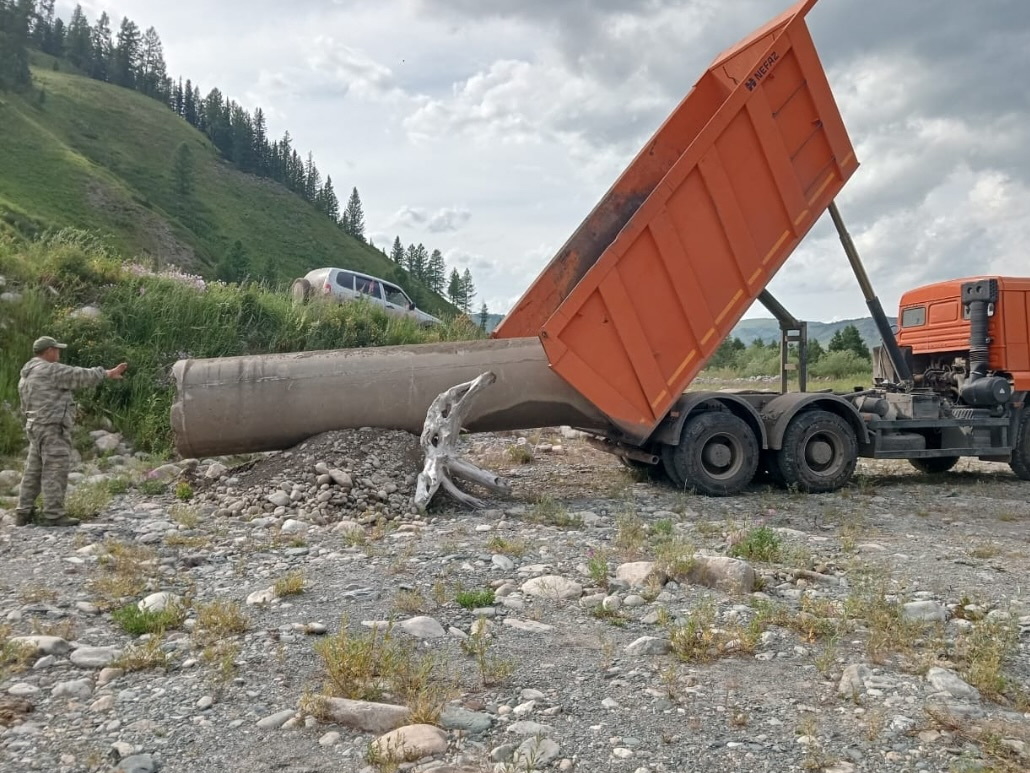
[1,426,1029,773]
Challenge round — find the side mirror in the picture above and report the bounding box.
[409,302,416,310]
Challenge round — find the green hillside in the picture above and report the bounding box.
[0,59,451,315]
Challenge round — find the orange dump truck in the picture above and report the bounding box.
[493,0,1030,494]
[171,0,1030,497]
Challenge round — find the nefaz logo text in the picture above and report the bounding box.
[744,52,779,92]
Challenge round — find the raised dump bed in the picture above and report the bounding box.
[495,0,858,443]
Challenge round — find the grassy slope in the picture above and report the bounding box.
[0,58,452,315]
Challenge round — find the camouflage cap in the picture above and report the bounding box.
[32,336,68,353]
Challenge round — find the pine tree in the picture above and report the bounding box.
[89,11,111,81]
[828,324,870,360]
[427,249,446,294]
[0,0,32,90]
[138,26,167,99]
[343,187,365,241]
[112,16,141,88]
[172,141,194,196]
[252,107,267,174]
[478,302,490,331]
[32,0,54,53]
[50,16,64,57]
[173,77,183,115]
[182,78,196,124]
[460,268,476,313]
[447,269,462,308]
[65,5,92,70]
[390,237,405,265]
[806,338,825,364]
[216,240,250,283]
[317,176,339,221]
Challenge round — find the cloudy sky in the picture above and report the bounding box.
[71,0,1029,321]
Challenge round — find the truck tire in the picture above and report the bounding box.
[774,410,857,493]
[909,456,959,475]
[666,412,758,496]
[291,278,312,306]
[1010,412,1030,481]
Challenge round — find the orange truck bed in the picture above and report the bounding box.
[494,0,858,443]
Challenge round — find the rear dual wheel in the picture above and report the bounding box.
[662,412,759,496]
[773,410,857,493]
[1010,411,1030,481]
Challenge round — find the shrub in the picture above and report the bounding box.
[112,602,187,636]
[455,588,495,609]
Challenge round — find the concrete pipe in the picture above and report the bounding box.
[170,337,610,458]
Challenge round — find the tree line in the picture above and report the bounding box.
[0,0,483,314]
[707,323,872,379]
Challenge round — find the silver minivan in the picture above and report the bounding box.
[291,267,441,326]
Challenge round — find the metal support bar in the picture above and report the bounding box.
[760,290,808,394]
[828,201,913,385]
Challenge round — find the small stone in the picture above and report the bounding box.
[506,720,554,736]
[615,561,666,587]
[256,709,296,729]
[112,753,157,773]
[197,696,214,710]
[492,554,515,571]
[625,636,670,656]
[280,518,307,535]
[98,667,124,686]
[439,705,493,734]
[90,695,116,712]
[205,462,228,479]
[319,731,340,747]
[503,618,554,633]
[686,556,756,594]
[246,586,277,605]
[266,491,291,507]
[8,683,39,697]
[328,469,353,488]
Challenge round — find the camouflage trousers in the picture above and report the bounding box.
[16,423,73,523]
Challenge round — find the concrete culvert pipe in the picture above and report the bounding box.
[170,337,609,458]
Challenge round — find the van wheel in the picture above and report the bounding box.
[667,412,758,496]
[774,410,857,493]
[910,456,959,474]
[1010,412,1030,480]
[291,278,312,305]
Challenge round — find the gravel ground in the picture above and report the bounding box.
[1,427,1029,773]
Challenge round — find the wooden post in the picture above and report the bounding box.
[414,372,512,511]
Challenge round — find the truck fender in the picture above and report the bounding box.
[761,393,869,450]
[651,392,768,449]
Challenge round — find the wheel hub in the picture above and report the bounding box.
[703,441,733,469]
[806,439,833,467]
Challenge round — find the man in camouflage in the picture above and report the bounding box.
[15,336,128,527]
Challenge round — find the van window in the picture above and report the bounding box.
[335,271,355,291]
[383,283,411,306]
[900,306,926,328]
[356,278,381,298]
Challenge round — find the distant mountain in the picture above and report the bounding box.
[476,312,892,345]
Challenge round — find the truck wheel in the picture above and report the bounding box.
[668,412,758,496]
[1010,412,1030,481]
[661,443,686,489]
[774,410,857,493]
[909,457,959,474]
[291,278,312,306]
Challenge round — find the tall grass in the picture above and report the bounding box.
[0,230,481,456]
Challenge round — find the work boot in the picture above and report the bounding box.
[38,516,80,527]
[14,510,34,526]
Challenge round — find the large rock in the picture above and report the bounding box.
[399,616,447,638]
[625,636,670,656]
[369,724,447,762]
[138,592,181,613]
[146,464,182,483]
[439,705,493,734]
[838,663,872,699]
[51,678,93,700]
[70,646,122,669]
[318,697,410,733]
[686,556,756,595]
[513,737,561,768]
[616,562,667,588]
[9,636,72,657]
[520,575,583,600]
[926,667,981,703]
[902,601,947,623]
[0,469,20,491]
[93,431,122,453]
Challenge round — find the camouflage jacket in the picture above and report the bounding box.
[18,358,106,429]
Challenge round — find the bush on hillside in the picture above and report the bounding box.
[0,230,482,457]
